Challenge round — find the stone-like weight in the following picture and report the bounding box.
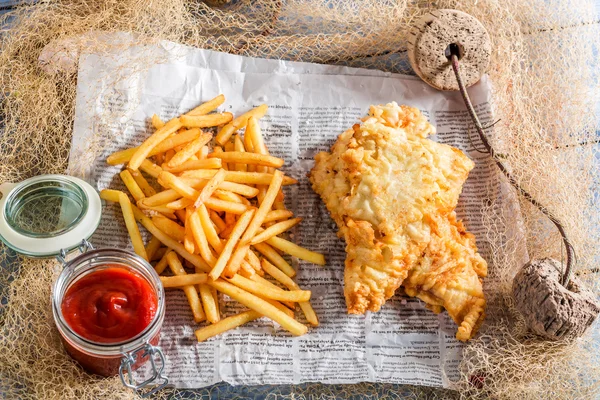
[513,258,600,341]
[407,9,491,91]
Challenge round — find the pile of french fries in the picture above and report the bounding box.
[100,94,325,341]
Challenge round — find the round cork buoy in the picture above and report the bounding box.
[513,258,600,341]
[407,9,491,91]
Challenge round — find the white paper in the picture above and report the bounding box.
[68,37,527,389]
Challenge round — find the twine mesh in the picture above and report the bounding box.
[0,0,599,399]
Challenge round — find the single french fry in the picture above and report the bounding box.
[181,169,297,186]
[251,275,295,309]
[204,197,250,215]
[186,94,226,116]
[264,299,295,318]
[244,170,284,245]
[106,128,201,165]
[176,177,259,199]
[227,274,310,302]
[166,132,213,168]
[219,181,259,198]
[233,134,247,172]
[209,209,255,280]
[137,202,177,219]
[151,215,185,242]
[209,210,227,233]
[166,197,194,210]
[194,168,227,208]
[211,287,220,317]
[116,192,149,261]
[199,283,220,323]
[214,189,244,204]
[253,242,295,277]
[208,279,307,336]
[153,249,171,274]
[129,168,156,197]
[145,236,162,261]
[263,210,294,223]
[266,235,326,265]
[199,146,209,160]
[139,159,163,179]
[120,170,146,202]
[239,259,256,277]
[166,252,206,322]
[222,243,248,279]
[140,189,180,207]
[243,127,254,153]
[162,158,222,173]
[160,273,209,288]
[152,114,165,130]
[152,247,168,262]
[159,171,199,200]
[273,189,287,211]
[190,210,217,266]
[131,205,211,273]
[246,116,270,201]
[184,208,196,254]
[245,249,262,272]
[198,204,224,251]
[195,310,260,342]
[180,112,233,128]
[152,128,202,155]
[219,224,234,239]
[251,218,301,245]
[216,104,268,145]
[129,118,182,170]
[107,148,137,166]
[261,259,318,325]
[208,152,284,168]
[164,149,175,163]
[246,116,268,155]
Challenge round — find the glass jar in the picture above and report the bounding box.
[0,175,170,396]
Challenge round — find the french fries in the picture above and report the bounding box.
[117,191,148,261]
[181,169,297,186]
[195,310,260,342]
[208,152,284,168]
[186,94,225,116]
[180,112,233,128]
[160,273,208,288]
[216,104,268,146]
[129,118,182,170]
[166,252,206,322]
[250,217,301,245]
[102,95,323,342]
[208,279,307,336]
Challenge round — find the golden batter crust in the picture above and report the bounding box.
[310,102,487,341]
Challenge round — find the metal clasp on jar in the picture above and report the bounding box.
[56,238,95,265]
[119,343,169,397]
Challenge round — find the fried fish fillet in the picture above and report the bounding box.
[309,102,487,340]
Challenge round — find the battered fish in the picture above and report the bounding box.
[309,102,487,341]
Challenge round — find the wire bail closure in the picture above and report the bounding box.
[56,239,95,265]
[119,343,169,398]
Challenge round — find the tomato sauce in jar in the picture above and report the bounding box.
[61,266,158,344]
[52,249,165,379]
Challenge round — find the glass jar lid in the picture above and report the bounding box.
[0,174,101,257]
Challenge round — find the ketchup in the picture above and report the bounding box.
[61,266,158,343]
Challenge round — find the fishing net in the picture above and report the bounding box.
[0,0,599,398]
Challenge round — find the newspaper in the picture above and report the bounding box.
[68,38,526,389]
